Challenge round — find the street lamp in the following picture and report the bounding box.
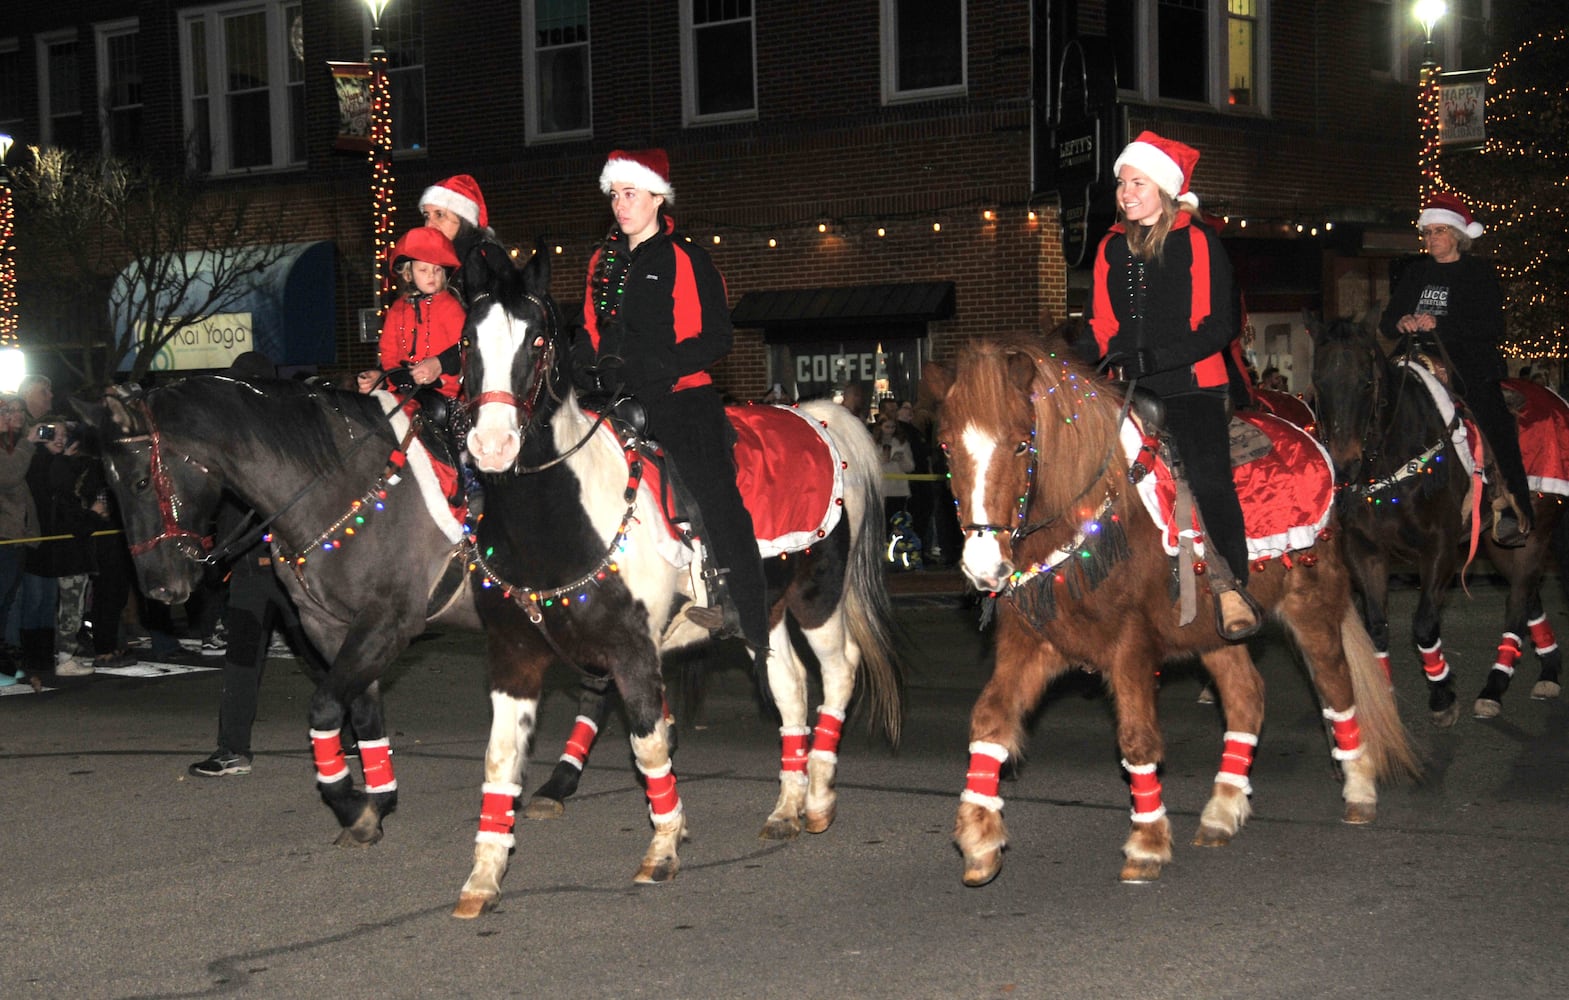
[1413,0,1447,205]
[0,132,24,393]
[366,0,395,318]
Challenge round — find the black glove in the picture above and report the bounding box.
[385,366,417,392]
[1105,348,1157,380]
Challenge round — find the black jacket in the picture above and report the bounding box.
[1379,253,1507,384]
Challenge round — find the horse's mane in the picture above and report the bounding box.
[948,330,1126,515]
[152,376,393,479]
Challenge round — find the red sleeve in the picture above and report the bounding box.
[378,299,407,371]
[580,248,603,350]
[1088,234,1119,353]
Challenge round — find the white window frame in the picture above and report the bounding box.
[95,18,141,157]
[679,0,759,127]
[880,0,969,105]
[179,1,304,176]
[0,38,22,139]
[1115,0,1270,115]
[36,28,82,149]
[523,0,593,144]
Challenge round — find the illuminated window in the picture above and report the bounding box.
[1107,0,1269,112]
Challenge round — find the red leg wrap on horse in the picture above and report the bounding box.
[562,715,600,767]
[1492,632,1523,676]
[479,790,517,836]
[1418,641,1450,682]
[961,741,1008,811]
[310,729,349,783]
[780,728,810,774]
[642,765,680,818]
[810,707,845,758]
[1528,615,1557,655]
[1324,706,1362,760]
[1375,651,1393,684]
[359,739,395,792]
[1217,732,1257,790]
[1122,760,1165,822]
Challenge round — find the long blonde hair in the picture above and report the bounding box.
[1123,194,1180,262]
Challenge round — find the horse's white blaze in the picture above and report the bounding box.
[467,306,523,472]
[958,423,1009,588]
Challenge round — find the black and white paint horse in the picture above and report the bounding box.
[454,252,901,917]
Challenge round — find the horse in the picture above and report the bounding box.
[452,251,901,917]
[1311,319,1567,725]
[88,374,483,849]
[922,332,1417,887]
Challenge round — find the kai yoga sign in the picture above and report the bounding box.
[145,312,253,371]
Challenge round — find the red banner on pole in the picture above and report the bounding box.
[328,61,372,153]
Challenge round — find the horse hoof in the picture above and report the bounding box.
[1119,857,1163,883]
[521,796,565,820]
[961,849,1003,887]
[1192,825,1233,848]
[333,825,383,847]
[633,857,680,884]
[1430,703,1461,728]
[451,892,497,919]
[803,806,836,835]
[1472,698,1502,720]
[1343,801,1377,825]
[758,816,802,841]
[1530,680,1561,700]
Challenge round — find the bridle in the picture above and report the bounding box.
[113,399,216,558]
[467,289,611,474]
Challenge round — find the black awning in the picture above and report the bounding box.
[731,281,955,330]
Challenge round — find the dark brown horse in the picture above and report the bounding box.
[924,332,1417,887]
[1311,319,1566,725]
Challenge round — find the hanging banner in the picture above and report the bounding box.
[328,61,372,153]
[1438,69,1486,150]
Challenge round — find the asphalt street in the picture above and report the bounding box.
[2,573,1567,999]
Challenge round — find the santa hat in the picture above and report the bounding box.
[598,148,675,203]
[1418,191,1484,239]
[1112,131,1201,209]
[419,174,488,230]
[390,226,460,270]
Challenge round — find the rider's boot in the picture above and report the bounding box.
[1491,491,1533,548]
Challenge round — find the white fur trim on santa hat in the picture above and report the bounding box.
[1113,141,1185,201]
[1418,206,1484,239]
[419,183,481,229]
[599,157,675,203]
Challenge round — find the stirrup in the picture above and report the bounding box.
[1491,507,1531,548]
[1215,587,1263,642]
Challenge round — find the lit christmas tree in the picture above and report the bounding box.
[1444,22,1569,360]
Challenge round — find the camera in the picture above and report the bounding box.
[32,421,81,445]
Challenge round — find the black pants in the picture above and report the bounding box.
[645,386,768,649]
[1161,390,1250,587]
[1463,378,1533,518]
[217,551,329,756]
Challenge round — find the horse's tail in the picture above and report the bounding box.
[1340,607,1422,782]
[803,401,905,746]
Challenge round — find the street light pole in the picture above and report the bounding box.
[1414,0,1448,205]
[0,133,24,393]
[366,0,395,320]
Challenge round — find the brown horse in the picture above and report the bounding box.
[923,332,1417,887]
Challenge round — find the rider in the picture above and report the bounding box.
[1379,191,1532,545]
[361,226,466,400]
[418,174,516,309]
[571,148,768,653]
[1085,131,1261,641]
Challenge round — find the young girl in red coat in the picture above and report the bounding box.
[359,227,465,398]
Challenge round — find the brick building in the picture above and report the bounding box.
[0,1,1502,398]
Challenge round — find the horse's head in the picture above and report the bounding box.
[85,386,224,604]
[465,242,558,473]
[1310,318,1385,473]
[923,337,1050,592]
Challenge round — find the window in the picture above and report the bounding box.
[525,0,591,141]
[180,1,305,175]
[376,0,426,152]
[681,0,756,124]
[1108,1,1268,112]
[881,0,967,104]
[0,39,21,139]
[97,20,143,156]
[1372,0,1490,80]
[37,30,84,150]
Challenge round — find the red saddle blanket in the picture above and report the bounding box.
[625,404,845,558]
[1504,379,1569,496]
[1119,411,1334,561]
[1253,388,1315,430]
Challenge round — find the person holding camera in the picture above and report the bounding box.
[20,416,98,677]
[0,395,38,687]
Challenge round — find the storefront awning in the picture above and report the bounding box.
[111,241,337,371]
[731,281,955,334]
